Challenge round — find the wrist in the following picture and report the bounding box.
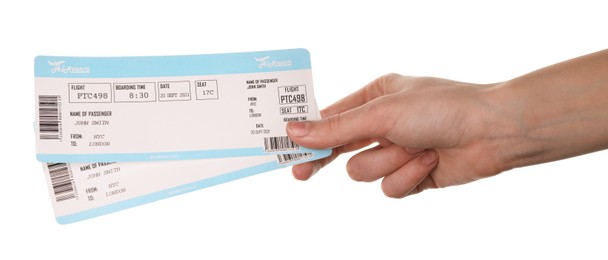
[478,80,534,172]
[481,50,608,172]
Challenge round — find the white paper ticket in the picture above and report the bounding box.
[34,49,330,162]
[44,153,315,224]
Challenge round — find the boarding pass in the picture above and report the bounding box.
[44,153,314,224]
[34,49,330,162]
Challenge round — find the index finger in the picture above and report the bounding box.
[321,73,405,117]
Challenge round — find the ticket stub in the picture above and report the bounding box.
[34,49,330,162]
[44,153,314,224]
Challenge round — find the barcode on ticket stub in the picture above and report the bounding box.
[38,95,62,140]
[263,136,299,152]
[34,49,331,162]
[276,153,313,164]
[46,163,76,202]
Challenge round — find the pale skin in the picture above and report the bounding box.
[286,49,608,198]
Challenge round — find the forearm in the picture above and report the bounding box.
[485,49,608,170]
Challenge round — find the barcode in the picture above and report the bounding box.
[47,163,77,202]
[277,153,313,164]
[38,95,61,140]
[263,136,299,152]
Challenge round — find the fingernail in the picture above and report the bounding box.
[287,121,310,137]
[420,150,438,165]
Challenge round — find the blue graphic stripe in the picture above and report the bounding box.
[37,147,262,162]
[35,49,311,78]
[37,147,331,163]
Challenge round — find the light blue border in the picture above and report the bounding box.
[37,147,331,163]
[55,151,329,224]
[35,49,311,78]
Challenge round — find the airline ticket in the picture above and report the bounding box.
[34,49,330,162]
[44,153,313,224]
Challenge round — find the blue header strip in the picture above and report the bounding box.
[35,48,311,78]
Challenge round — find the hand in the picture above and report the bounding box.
[287,50,608,198]
[287,74,509,198]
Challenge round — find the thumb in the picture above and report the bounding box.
[286,104,386,149]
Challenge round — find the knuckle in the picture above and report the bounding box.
[362,99,391,136]
[325,113,344,142]
[379,73,402,84]
[364,73,401,102]
[327,113,342,130]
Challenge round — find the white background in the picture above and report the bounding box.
[2,1,607,259]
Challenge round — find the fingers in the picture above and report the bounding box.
[381,150,439,198]
[289,74,407,178]
[295,147,441,198]
[292,139,375,181]
[292,151,336,181]
[322,73,404,117]
[346,144,420,182]
[287,100,389,149]
[403,175,440,197]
